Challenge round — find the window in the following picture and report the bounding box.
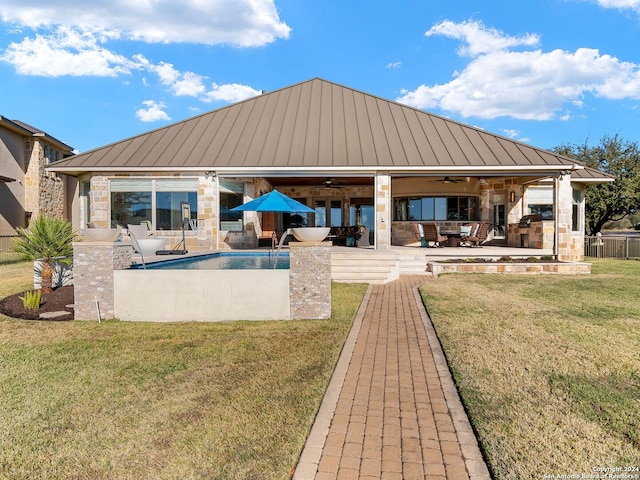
[219,181,244,231]
[349,198,374,231]
[393,196,479,222]
[526,185,553,219]
[110,178,197,230]
[80,181,91,228]
[572,188,582,232]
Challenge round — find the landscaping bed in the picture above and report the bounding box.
[428,257,591,276]
[0,286,74,320]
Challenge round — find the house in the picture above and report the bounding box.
[48,78,612,262]
[0,116,76,232]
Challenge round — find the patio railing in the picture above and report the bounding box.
[0,232,20,264]
[584,235,640,259]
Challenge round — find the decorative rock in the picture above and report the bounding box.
[39,311,71,319]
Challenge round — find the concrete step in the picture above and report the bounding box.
[331,252,400,283]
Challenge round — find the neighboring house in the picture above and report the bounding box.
[0,116,76,232]
[48,78,612,261]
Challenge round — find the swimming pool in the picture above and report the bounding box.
[134,251,290,270]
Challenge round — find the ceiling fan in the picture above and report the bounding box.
[323,177,343,188]
[430,176,461,184]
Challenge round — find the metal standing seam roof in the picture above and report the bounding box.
[48,78,598,176]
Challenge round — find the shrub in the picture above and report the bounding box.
[19,289,42,310]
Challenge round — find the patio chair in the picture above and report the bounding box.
[423,222,448,247]
[463,221,490,247]
[127,223,150,255]
[413,223,428,247]
[459,223,477,247]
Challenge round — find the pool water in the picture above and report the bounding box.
[137,252,290,270]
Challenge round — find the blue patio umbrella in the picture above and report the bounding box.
[230,189,316,213]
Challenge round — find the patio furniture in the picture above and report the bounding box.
[423,222,448,247]
[329,225,368,246]
[413,223,428,247]
[459,223,476,246]
[127,223,166,256]
[462,222,490,247]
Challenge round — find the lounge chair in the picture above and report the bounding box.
[422,222,448,247]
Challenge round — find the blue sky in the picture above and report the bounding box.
[1,0,640,154]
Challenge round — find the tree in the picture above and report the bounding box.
[13,216,75,293]
[554,134,640,235]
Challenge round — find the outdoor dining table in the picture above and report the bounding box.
[441,230,462,247]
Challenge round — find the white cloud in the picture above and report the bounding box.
[398,19,640,120]
[386,61,402,69]
[0,0,290,47]
[590,0,640,12]
[136,100,170,122]
[0,25,134,76]
[0,26,261,109]
[202,83,262,103]
[425,20,539,56]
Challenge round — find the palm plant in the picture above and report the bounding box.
[13,216,75,293]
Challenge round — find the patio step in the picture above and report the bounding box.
[331,251,400,284]
[398,258,430,275]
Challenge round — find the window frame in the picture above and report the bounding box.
[109,178,198,231]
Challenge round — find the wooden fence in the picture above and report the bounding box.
[0,232,20,264]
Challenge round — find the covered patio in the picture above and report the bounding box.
[47,78,613,263]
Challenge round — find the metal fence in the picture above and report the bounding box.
[0,233,20,264]
[585,235,640,259]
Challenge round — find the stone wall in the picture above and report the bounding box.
[428,260,591,276]
[73,241,132,320]
[289,241,332,319]
[25,140,67,220]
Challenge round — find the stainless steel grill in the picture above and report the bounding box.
[518,214,542,228]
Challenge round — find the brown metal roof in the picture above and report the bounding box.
[570,165,615,183]
[49,78,591,176]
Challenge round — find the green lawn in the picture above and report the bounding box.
[420,258,640,479]
[0,262,367,480]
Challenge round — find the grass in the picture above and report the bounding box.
[0,262,368,480]
[420,258,640,479]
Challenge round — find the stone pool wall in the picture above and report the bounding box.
[73,241,132,320]
[72,241,332,321]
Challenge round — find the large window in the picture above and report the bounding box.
[110,178,197,230]
[526,185,554,219]
[394,196,479,221]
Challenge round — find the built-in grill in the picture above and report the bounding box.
[518,214,542,228]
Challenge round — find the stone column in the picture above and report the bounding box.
[555,174,583,262]
[289,241,332,319]
[375,172,391,250]
[73,242,132,320]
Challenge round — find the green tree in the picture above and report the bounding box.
[554,134,640,234]
[13,216,75,293]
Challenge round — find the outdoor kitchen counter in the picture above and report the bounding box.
[507,220,555,249]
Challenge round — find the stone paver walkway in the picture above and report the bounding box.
[293,276,491,480]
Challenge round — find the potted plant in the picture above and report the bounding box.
[13,216,75,294]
